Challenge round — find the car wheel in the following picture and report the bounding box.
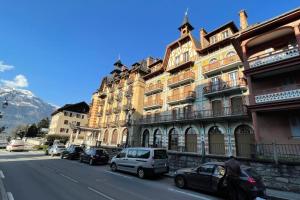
[89,159,94,165]
[175,176,186,188]
[137,168,145,179]
[111,163,117,172]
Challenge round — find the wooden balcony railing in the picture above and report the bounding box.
[137,106,248,124]
[167,71,195,87]
[144,99,163,109]
[168,58,194,71]
[254,84,300,104]
[203,79,246,95]
[167,91,196,104]
[248,45,299,68]
[202,55,240,74]
[145,83,164,95]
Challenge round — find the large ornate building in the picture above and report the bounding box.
[74,8,300,158]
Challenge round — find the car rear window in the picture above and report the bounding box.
[154,150,167,159]
[243,168,261,179]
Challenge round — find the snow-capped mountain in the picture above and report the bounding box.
[0,87,57,134]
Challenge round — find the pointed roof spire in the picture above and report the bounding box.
[111,55,123,74]
[178,8,194,32]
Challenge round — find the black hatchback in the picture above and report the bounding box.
[79,148,109,165]
[174,162,266,199]
[61,145,83,160]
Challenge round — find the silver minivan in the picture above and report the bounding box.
[110,147,169,178]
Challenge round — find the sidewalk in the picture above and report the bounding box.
[164,172,300,200]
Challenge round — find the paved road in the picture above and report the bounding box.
[0,150,223,200]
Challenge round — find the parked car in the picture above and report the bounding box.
[0,140,8,148]
[174,162,266,199]
[6,139,25,151]
[48,144,66,156]
[61,145,83,160]
[79,148,109,165]
[45,145,52,155]
[110,147,169,179]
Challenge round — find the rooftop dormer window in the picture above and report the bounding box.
[183,51,189,62]
[221,30,230,39]
[210,35,218,44]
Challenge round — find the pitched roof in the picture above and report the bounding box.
[51,102,90,116]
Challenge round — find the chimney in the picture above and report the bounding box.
[200,28,209,48]
[239,10,248,30]
[146,57,154,66]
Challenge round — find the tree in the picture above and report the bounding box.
[11,125,28,139]
[26,124,38,138]
[37,118,50,137]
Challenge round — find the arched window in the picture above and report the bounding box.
[111,129,118,145]
[142,129,150,147]
[169,128,179,151]
[185,127,197,152]
[226,51,236,57]
[121,128,128,146]
[103,130,109,144]
[208,126,225,155]
[209,58,218,64]
[153,129,162,148]
[235,125,255,158]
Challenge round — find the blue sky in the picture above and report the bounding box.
[0,0,299,106]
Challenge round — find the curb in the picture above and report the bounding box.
[0,177,8,200]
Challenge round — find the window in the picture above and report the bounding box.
[76,122,80,126]
[213,166,225,176]
[154,150,167,159]
[64,112,68,116]
[127,149,137,158]
[66,129,69,133]
[198,164,215,173]
[229,71,238,87]
[60,128,65,132]
[175,55,180,66]
[82,115,84,119]
[69,112,73,117]
[119,149,126,158]
[210,35,217,44]
[289,115,300,138]
[64,120,68,125]
[76,114,80,118]
[136,150,150,159]
[73,129,77,134]
[222,30,230,39]
[183,51,189,62]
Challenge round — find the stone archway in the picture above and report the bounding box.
[235,125,255,158]
[111,129,118,145]
[185,127,197,152]
[168,128,179,151]
[103,130,109,144]
[142,129,150,147]
[208,126,225,155]
[153,129,163,148]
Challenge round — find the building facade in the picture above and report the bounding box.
[48,102,89,138]
[232,8,300,145]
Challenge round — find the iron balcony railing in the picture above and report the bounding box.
[138,106,248,124]
[144,99,163,110]
[203,79,247,95]
[145,83,164,95]
[254,84,300,104]
[202,55,240,74]
[248,45,299,68]
[167,71,195,87]
[168,59,194,71]
[167,91,196,104]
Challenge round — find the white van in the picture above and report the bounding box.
[6,139,25,151]
[110,147,169,179]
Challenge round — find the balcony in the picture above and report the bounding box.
[167,91,196,105]
[248,46,299,69]
[202,55,241,75]
[113,106,121,114]
[167,71,195,88]
[203,79,247,97]
[145,83,163,96]
[168,59,194,72]
[106,108,112,115]
[254,84,300,104]
[137,106,248,125]
[144,99,163,110]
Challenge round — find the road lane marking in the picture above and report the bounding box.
[7,192,14,200]
[105,171,133,179]
[88,187,116,200]
[168,188,212,200]
[0,171,4,179]
[59,173,79,183]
